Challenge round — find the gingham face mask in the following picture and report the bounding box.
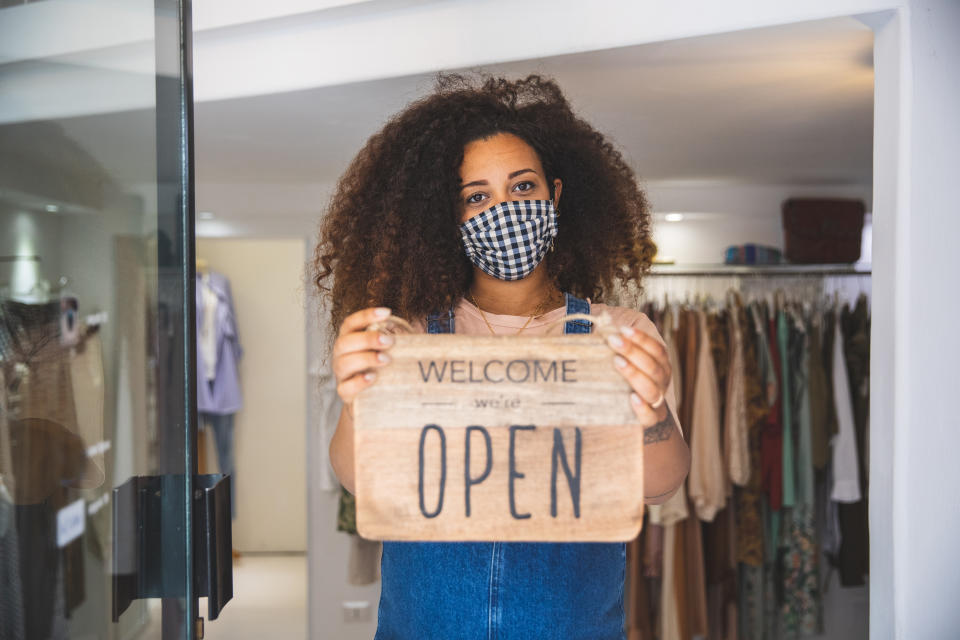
[459,199,558,281]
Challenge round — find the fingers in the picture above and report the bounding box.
[333,307,395,405]
[630,391,668,425]
[607,324,671,426]
[606,326,671,392]
[332,348,392,382]
[333,325,395,359]
[613,353,666,408]
[337,371,378,406]
[339,306,392,337]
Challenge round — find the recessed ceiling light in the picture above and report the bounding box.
[198,211,215,220]
[45,204,59,213]
[664,212,684,222]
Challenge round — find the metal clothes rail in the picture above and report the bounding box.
[648,263,871,277]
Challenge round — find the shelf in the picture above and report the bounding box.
[648,263,871,276]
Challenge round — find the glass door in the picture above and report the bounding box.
[0,1,224,638]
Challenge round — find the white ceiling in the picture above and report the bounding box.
[33,15,873,229]
[191,16,873,215]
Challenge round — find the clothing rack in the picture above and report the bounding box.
[632,263,872,309]
[648,263,871,276]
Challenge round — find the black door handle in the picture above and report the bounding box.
[112,474,234,621]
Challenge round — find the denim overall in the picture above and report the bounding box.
[374,293,627,640]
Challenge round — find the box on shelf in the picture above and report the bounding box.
[782,198,865,264]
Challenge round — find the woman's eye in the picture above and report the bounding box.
[466,193,486,205]
[513,181,534,192]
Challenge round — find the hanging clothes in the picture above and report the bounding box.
[627,525,656,640]
[652,305,689,640]
[0,299,94,637]
[762,307,784,516]
[0,367,25,640]
[195,270,243,415]
[636,279,869,640]
[673,308,709,640]
[703,308,737,640]
[779,309,796,511]
[829,311,860,503]
[195,269,243,523]
[707,309,729,429]
[689,308,726,522]
[663,303,684,411]
[779,310,822,637]
[735,303,770,640]
[724,292,750,488]
[762,306,784,640]
[837,295,870,587]
[807,314,831,472]
[735,306,769,567]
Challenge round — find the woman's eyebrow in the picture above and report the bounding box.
[460,179,488,190]
[460,168,538,191]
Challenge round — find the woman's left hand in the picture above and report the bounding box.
[607,325,672,427]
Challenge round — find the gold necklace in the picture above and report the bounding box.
[468,291,551,335]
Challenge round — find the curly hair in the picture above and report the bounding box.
[312,74,655,335]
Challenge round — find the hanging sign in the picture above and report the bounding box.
[353,328,645,542]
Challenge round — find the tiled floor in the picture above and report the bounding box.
[142,554,307,639]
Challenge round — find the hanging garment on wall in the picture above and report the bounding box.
[195,270,243,415]
[199,275,220,382]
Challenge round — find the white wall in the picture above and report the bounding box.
[196,237,308,552]
[871,2,960,638]
[647,181,872,263]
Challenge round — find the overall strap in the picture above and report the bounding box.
[564,293,592,334]
[426,308,455,334]
[429,296,590,334]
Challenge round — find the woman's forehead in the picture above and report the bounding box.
[460,133,543,178]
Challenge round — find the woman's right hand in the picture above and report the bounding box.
[332,307,396,407]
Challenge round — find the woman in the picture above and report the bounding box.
[313,75,690,639]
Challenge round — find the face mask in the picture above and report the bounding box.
[459,199,558,281]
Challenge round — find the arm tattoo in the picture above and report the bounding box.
[644,408,676,445]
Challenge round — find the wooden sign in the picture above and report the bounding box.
[353,332,645,542]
